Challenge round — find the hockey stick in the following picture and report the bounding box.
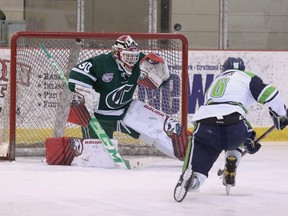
[242,125,276,156]
[173,135,194,202]
[40,43,130,169]
[217,125,276,176]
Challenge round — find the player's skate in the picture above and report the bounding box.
[189,172,207,192]
[222,155,237,195]
[174,170,206,202]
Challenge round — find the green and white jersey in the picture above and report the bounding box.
[192,69,286,122]
[68,52,145,119]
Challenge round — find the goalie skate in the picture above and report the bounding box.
[173,168,194,202]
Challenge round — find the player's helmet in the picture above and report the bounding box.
[222,57,245,71]
[111,35,140,75]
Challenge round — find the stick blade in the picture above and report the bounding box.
[124,157,153,169]
[173,169,193,202]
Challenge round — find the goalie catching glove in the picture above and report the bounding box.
[269,106,288,130]
[138,53,170,89]
[243,131,261,154]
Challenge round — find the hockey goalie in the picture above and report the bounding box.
[46,35,189,167]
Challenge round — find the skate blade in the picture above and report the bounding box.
[225,185,232,195]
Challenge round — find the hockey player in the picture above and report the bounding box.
[174,57,288,202]
[67,35,188,161]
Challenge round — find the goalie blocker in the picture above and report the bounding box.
[123,100,190,160]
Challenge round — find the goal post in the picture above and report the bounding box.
[1,31,188,160]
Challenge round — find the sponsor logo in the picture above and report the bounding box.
[83,139,102,144]
[143,104,165,117]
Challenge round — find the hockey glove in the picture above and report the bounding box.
[67,92,91,127]
[269,107,288,130]
[243,131,261,154]
[244,138,261,154]
[138,53,170,89]
[74,84,100,116]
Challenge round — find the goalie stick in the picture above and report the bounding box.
[40,43,129,169]
[217,125,276,177]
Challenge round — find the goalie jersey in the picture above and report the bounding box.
[192,69,286,122]
[68,52,145,120]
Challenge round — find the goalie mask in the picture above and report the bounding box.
[222,57,245,72]
[112,35,140,75]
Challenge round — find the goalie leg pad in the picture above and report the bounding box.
[123,100,189,160]
[164,116,190,161]
[46,138,118,168]
[45,137,83,165]
[72,139,118,168]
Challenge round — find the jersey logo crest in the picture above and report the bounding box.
[102,73,114,82]
[106,84,133,109]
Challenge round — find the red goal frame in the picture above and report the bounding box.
[5,31,189,160]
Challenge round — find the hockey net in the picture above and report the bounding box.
[0,32,188,160]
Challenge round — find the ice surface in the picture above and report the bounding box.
[0,142,288,216]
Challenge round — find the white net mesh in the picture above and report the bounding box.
[1,32,188,159]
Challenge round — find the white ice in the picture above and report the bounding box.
[0,142,288,216]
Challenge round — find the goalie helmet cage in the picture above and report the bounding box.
[1,31,188,160]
